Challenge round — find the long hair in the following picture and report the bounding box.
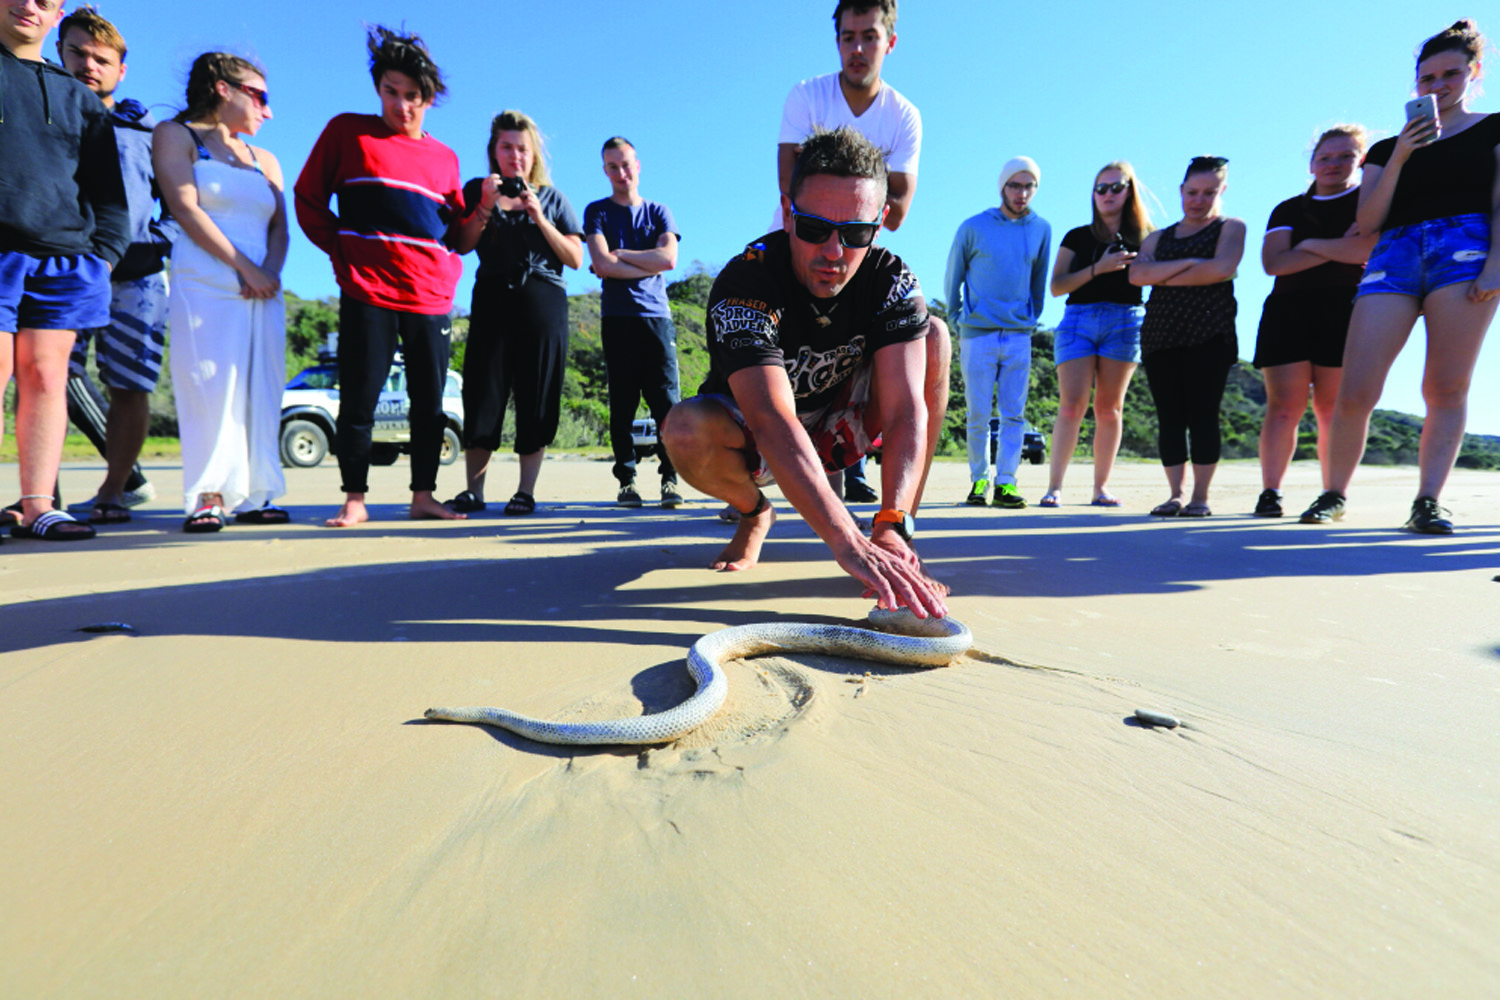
[487,110,551,187]
[1417,19,1486,70]
[173,52,263,124]
[1089,161,1154,245]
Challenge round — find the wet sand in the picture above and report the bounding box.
[2,456,1497,998]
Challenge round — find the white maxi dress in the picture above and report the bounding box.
[169,154,286,516]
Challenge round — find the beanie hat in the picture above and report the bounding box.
[998,156,1041,199]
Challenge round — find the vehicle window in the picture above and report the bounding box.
[287,366,339,390]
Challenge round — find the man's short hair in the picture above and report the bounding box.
[57,5,126,59]
[601,136,635,155]
[788,126,889,205]
[832,0,897,35]
[367,25,446,104]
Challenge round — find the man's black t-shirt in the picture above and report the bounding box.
[1364,113,1500,230]
[1265,187,1363,294]
[1059,226,1142,306]
[701,231,930,414]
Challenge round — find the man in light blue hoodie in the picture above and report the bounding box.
[945,156,1050,509]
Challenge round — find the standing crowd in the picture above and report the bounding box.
[1,3,1495,610]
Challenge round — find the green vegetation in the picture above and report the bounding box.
[6,270,1498,471]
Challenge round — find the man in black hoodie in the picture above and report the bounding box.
[0,0,129,541]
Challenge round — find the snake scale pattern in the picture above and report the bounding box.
[425,608,973,745]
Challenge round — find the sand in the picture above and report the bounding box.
[2,456,1497,998]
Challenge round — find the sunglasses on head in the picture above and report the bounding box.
[789,206,880,249]
[1189,155,1228,170]
[233,82,270,108]
[1093,181,1130,195]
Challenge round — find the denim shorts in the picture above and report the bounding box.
[70,272,169,392]
[1355,213,1489,301]
[0,251,112,332]
[1053,302,1144,365]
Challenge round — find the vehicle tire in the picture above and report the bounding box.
[369,444,401,466]
[280,419,329,468]
[440,426,461,466]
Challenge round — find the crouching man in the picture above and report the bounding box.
[661,127,950,617]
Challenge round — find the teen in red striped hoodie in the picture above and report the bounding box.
[294,26,475,526]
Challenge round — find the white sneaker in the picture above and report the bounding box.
[68,480,157,512]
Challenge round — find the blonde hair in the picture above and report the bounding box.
[1089,161,1155,245]
[487,110,551,188]
[1311,123,1370,157]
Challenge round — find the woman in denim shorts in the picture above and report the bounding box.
[1041,162,1154,507]
[1301,20,1500,534]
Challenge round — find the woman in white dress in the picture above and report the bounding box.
[153,53,288,532]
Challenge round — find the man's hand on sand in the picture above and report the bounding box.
[835,532,949,619]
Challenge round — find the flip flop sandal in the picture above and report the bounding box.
[503,491,536,516]
[1038,492,1060,508]
[184,504,226,533]
[1180,503,1212,517]
[90,502,132,524]
[1149,499,1183,517]
[11,509,97,541]
[233,504,290,525]
[0,503,20,528]
[445,490,486,514]
[1091,494,1122,507]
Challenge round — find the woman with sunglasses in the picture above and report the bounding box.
[1041,162,1153,507]
[449,110,583,516]
[1300,20,1499,534]
[1252,125,1374,518]
[153,53,288,533]
[1129,156,1246,517]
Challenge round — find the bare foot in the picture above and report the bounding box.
[410,494,466,520]
[710,504,775,571]
[326,499,370,527]
[717,504,740,523]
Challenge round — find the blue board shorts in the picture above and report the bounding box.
[70,272,169,392]
[1053,302,1144,365]
[1355,213,1489,301]
[0,251,112,332]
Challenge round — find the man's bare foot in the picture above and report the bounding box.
[717,503,740,523]
[710,504,775,571]
[326,499,370,527]
[410,494,466,520]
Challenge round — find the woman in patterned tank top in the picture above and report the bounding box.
[1129,157,1246,518]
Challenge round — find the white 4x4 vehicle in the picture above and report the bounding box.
[280,359,464,468]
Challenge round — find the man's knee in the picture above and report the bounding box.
[660,398,729,464]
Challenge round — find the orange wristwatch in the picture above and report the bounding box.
[872,508,914,540]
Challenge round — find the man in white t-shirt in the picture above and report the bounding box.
[777,1,921,232]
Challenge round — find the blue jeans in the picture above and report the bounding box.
[961,328,1031,484]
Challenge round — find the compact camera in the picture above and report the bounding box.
[498,175,528,198]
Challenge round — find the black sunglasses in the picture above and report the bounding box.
[1093,181,1130,195]
[789,206,880,249]
[234,82,270,108]
[1189,155,1228,169]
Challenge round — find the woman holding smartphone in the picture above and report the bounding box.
[449,110,583,516]
[1041,161,1153,507]
[1299,20,1500,533]
[1252,125,1376,517]
[1130,156,1246,518]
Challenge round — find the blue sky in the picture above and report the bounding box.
[111,0,1498,433]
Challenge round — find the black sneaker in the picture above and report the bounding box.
[617,482,643,508]
[1253,489,1283,517]
[660,481,683,508]
[1298,490,1345,524]
[844,478,878,503]
[1404,496,1454,535]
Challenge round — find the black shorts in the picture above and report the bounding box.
[1252,288,1354,369]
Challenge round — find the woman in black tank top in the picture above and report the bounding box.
[1129,157,1246,517]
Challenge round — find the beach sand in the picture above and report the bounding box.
[2,456,1497,998]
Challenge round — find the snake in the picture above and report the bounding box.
[424,608,973,746]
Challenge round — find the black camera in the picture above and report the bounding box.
[1106,232,1128,255]
[498,175,528,198]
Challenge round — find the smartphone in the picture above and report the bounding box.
[1404,94,1440,145]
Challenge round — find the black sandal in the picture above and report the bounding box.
[233,504,291,525]
[446,490,486,514]
[503,491,536,516]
